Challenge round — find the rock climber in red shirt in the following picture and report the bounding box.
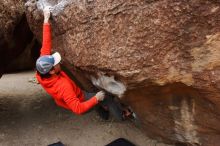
[36,6,126,120]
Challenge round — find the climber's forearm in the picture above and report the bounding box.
[43,6,51,23]
[40,6,52,56]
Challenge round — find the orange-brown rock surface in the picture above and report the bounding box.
[0,0,36,75]
[25,0,220,145]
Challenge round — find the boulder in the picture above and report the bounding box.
[25,0,220,145]
[5,39,41,73]
[0,0,35,76]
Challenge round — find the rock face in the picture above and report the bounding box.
[25,0,220,145]
[5,39,41,73]
[0,0,36,76]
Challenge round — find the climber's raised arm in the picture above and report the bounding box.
[40,6,52,56]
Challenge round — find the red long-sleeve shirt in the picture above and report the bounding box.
[36,23,98,115]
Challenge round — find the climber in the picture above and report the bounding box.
[35,6,127,120]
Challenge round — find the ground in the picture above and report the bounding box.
[0,71,172,146]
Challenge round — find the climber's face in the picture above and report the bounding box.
[49,63,61,75]
[54,63,61,74]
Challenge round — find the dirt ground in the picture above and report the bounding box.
[0,71,172,146]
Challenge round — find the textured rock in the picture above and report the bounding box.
[25,0,220,145]
[0,0,34,76]
[5,39,41,73]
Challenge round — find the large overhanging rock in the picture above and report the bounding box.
[0,0,35,76]
[25,0,220,145]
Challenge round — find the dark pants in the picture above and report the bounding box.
[83,91,124,121]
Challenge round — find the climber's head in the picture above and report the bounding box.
[36,52,61,77]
